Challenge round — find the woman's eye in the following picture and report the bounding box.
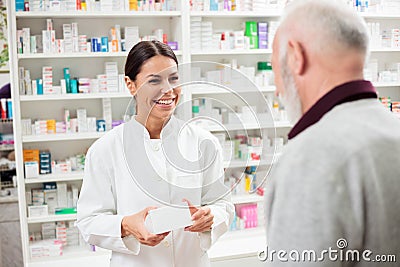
[149,79,161,84]
[169,76,179,83]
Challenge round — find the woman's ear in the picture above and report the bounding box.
[125,76,137,95]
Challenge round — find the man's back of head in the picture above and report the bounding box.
[272,0,371,120]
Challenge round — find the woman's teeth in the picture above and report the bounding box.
[155,98,174,105]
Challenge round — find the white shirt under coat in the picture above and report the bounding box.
[77,116,234,267]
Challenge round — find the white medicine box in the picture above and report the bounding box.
[145,203,193,234]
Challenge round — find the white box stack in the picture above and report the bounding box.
[76,108,87,133]
[57,182,68,208]
[29,239,63,259]
[63,24,73,53]
[56,222,67,246]
[201,21,213,51]
[191,17,202,51]
[125,26,139,53]
[42,66,53,94]
[41,223,56,240]
[105,62,119,92]
[102,98,112,131]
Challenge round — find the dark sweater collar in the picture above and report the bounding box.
[288,80,377,140]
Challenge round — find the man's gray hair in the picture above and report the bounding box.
[279,0,370,59]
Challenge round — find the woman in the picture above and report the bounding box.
[76,40,234,267]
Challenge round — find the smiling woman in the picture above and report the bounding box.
[124,41,181,138]
[76,40,234,267]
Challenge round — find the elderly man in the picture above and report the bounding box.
[264,0,400,266]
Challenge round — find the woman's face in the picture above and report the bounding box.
[126,55,181,121]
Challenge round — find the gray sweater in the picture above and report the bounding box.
[264,99,400,266]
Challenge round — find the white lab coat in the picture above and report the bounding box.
[77,116,234,267]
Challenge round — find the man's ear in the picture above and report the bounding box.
[125,76,137,95]
[287,40,306,76]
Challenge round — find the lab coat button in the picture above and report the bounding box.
[163,240,170,247]
[153,145,160,151]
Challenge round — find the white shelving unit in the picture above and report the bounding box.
[189,85,276,94]
[24,172,84,184]
[27,214,77,224]
[15,10,182,18]
[9,3,190,265]
[20,92,132,101]
[208,227,265,261]
[22,132,106,142]
[18,50,182,59]
[374,82,400,87]
[231,194,264,205]
[370,48,400,52]
[224,153,281,168]
[190,10,281,18]
[7,1,400,266]
[191,49,272,55]
[204,121,292,132]
[28,246,111,267]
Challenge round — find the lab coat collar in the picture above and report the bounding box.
[129,115,176,140]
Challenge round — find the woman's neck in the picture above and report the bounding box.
[135,114,170,139]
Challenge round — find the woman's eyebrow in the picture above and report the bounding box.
[146,74,161,78]
[146,72,178,78]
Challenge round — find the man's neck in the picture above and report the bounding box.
[302,73,365,114]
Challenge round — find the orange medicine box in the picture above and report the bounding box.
[23,149,40,162]
[47,120,56,134]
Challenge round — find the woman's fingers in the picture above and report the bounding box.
[185,211,214,232]
[191,207,208,220]
[139,232,167,246]
[182,198,198,216]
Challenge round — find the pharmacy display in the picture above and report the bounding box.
[7,0,400,265]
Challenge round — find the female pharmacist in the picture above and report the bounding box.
[76,40,234,267]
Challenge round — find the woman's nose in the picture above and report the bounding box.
[160,80,173,94]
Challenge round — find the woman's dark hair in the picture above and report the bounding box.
[125,40,178,81]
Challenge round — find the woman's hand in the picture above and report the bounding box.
[183,199,214,233]
[121,207,169,246]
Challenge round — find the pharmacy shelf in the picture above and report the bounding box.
[208,227,265,261]
[190,85,275,94]
[19,86,275,100]
[0,196,19,203]
[231,194,264,204]
[20,92,132,101]
[259,86,276,93]
[190,10,282,18]
[24,171,84,184]
[0,144,14,151]
[373,82,400,87]
[224,159,265,168]
[18,50,182,59]
[29,246,111,267]
[224,153,281,168]
[190,11,400,20]
[191,49,272,55]
[18,52,128,59]
[370,48,400,52]
[361,13,400,19]
[0,167,16,172]
[22,132,106,143]
[27,214,77,224]
[205,120,292,131]
[15,11,181,18]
